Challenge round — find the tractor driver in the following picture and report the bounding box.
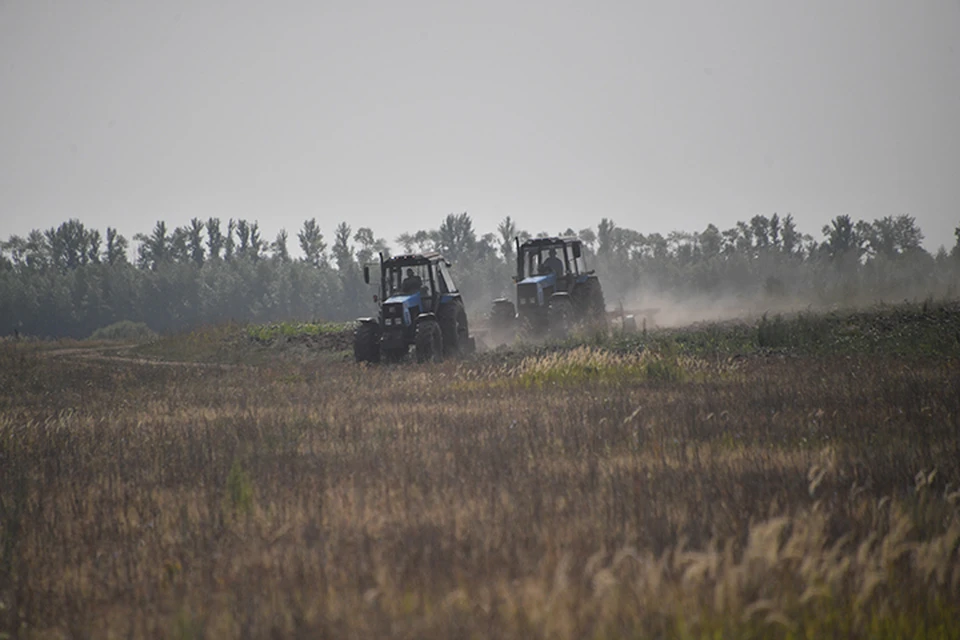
[540,247,564,277]
[401,268,423,294]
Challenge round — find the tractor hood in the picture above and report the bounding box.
[382,291,422,329]
[384,292,420,307]
[518,273,557,288]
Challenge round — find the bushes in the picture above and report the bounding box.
[88,320,156,342]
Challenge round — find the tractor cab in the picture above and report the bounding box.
[356,252,473,363]
[517,239,586,292]
[490,235,605,337]
[514,237,588,317]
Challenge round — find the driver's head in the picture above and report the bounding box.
[406,268,414,277]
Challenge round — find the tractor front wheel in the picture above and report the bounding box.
[415,319,444,363]
[354,321,381,363]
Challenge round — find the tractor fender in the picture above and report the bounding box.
[548,292,571,301]
[416,312,437,324]
[357,317,378,324]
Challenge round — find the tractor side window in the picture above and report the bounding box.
[437,263,458,293]
[564,246,577,275]
[532,251,541,278]
[386,268,401,293]
[438,271,449,293]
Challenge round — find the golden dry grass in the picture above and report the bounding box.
[1,339,958,638]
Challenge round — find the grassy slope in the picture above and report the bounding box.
[1,301,959,638]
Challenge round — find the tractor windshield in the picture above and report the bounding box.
[386,263,431,296]
[521,244,567,279]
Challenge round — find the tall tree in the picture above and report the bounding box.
[436,212,476,262]
[272,229,291,262]
[170,226,190,263]
[1,235,27,269]
[477,233,498,261]
[25,230,49,270]
[332,222,354,271]
[105,228,128,265]
[822,214,863,262]
[735,221,754,254]
[597,218,617,257]
[205,218,224,260]
[298,219,327,267]
[577,228,597,253]
[396,232,416,254]
[235,220,250,256]
[223,219,236,261]
[769,213,781,249]
[700,223,722,259]
[497,216,518,264]
[781,214,800,256]
[187,218,205,266]
[84,229,102,264]
[134,221,171,270]
[45,219,88,271]
[412,230,433,253]
[750,215,770,251]
[248,222,263,260]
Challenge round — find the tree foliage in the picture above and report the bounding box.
[0,211,956,338]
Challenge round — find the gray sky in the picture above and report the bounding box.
[2,0,959,252]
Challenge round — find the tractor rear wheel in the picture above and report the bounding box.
[353,321,381,363]
[572,277,607,327]
[415,319,443,363]
[548,297,574,338]
[438,301,466,357]
[585,277,607,327]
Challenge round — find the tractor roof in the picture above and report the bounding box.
[519,236,580,249]
[383,251,447,267]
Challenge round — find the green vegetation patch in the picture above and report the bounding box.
[246,320,353,343]
[558,299,960,361]
[130,321,356,364]
[88,320,157,342]
[132,323,248,363]
[757,299,960,357]
[460,345,732,391]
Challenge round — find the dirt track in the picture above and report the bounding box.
[42,344,242,369]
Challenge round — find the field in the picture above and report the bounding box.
[2,301,959,638]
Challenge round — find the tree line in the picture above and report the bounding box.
[1,213,958,338]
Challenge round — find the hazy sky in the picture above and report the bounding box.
[2,1,959,253]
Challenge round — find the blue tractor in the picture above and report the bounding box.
[355,252,475,363]
[490,236,606,338]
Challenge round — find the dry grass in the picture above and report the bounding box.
[1,335,959,638]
